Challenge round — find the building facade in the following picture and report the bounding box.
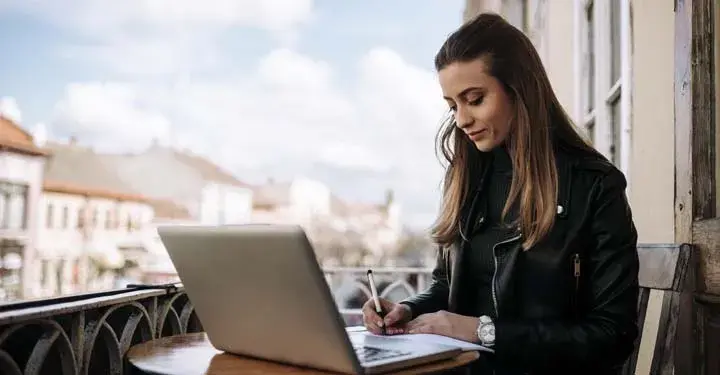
[37,185,154,296]
[0,115,48,299]
[105,142,254,226]
[251,177,333,225]
[35,140,156,296]
[252,178,403,265]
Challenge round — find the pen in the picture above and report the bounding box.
[367,269,386,335]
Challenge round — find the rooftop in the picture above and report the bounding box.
[43,141,149,203]
[0,115,50,157]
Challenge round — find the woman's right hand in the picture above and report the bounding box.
[361,298,412,335]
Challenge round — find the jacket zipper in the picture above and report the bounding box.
[573,253,581,313]
[445,251,451,286]
[491,233,522,317]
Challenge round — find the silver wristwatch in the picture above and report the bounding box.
[476,315,495,347]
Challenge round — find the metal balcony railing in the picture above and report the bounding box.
[0,267,431,374]
[323,267,433,326]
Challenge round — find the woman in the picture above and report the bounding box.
[361,12,639,375]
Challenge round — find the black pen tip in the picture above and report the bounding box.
[367,269,372,275]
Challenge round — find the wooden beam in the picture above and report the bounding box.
[691,0,717,222]
[675,0,717,293]
[674,0,695,246]
[674,1,716,374]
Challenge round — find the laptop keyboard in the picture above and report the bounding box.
[354,346,411,362]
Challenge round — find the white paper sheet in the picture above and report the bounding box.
[345,326,494,353]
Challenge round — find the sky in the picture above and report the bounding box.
[0,0,465,230]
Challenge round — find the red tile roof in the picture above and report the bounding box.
[0,115,50,157]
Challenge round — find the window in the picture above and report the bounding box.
[583,1,595,115]
[610,97,622,163]
[56,260,64,295]
[504,0,528,32]
[0,181,28,230]
[0,239,23,299]
[575,0,631,182]
[115,209,122,229]
[91,208,98,228]
[40,259,49,288]
[61,206,69,229]
[105,209,114,229]
[46,204,54,228]
[525,0,548,60]
[77,207,85,229]
[610,0,622,84]
[608,0,623,165]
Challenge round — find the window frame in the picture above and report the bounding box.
[61,206,69,229]
[46,203,54,229]
[0,181,28,230]
[503,0,528,31]
[574,0,632,191]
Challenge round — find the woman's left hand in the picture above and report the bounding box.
[405,310,480,343]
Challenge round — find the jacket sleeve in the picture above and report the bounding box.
[493,168,640,371]
[399,247,450,319]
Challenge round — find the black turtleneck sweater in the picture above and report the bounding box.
[457,146,515,319]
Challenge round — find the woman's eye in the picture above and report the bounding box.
[468,97,484,106]
[449,106,457,112]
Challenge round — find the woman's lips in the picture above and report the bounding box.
[467,128,487,141]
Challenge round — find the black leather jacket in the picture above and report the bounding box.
[401,148,640,375]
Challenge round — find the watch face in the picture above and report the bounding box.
[480,324,495,339]
[477,316,495,344]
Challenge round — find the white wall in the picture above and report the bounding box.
[250,178,331,226]
[36,191,156,295]
[36,192,85,258]
[289,178,332,220]
[543,0,575,117]
[629,0,675,243]
[200,183,253,225]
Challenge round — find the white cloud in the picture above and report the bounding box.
[58,35,223,77]
[318,143,390,172]
[258,48,333,91]
[52,83,171,151]
[48,47,447,226]
[4,0,313,35]
[0,96,22,124]
[2,0,314,76]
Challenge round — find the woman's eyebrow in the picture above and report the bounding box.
[442,86,485,101]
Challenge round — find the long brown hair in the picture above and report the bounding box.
[431,13,600,250]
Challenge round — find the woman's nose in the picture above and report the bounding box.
[454,106,473,129]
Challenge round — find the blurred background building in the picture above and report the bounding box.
[0,114,410,300]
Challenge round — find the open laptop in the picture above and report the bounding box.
[157,224,462,374]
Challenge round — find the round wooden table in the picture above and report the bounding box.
[126,332,480,374]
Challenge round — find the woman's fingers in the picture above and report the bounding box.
[408,323,432,334]
[362,300,384,333]
[383,304,407,326]
[406,314,434,334]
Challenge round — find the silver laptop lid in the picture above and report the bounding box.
[157,224,362,374]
